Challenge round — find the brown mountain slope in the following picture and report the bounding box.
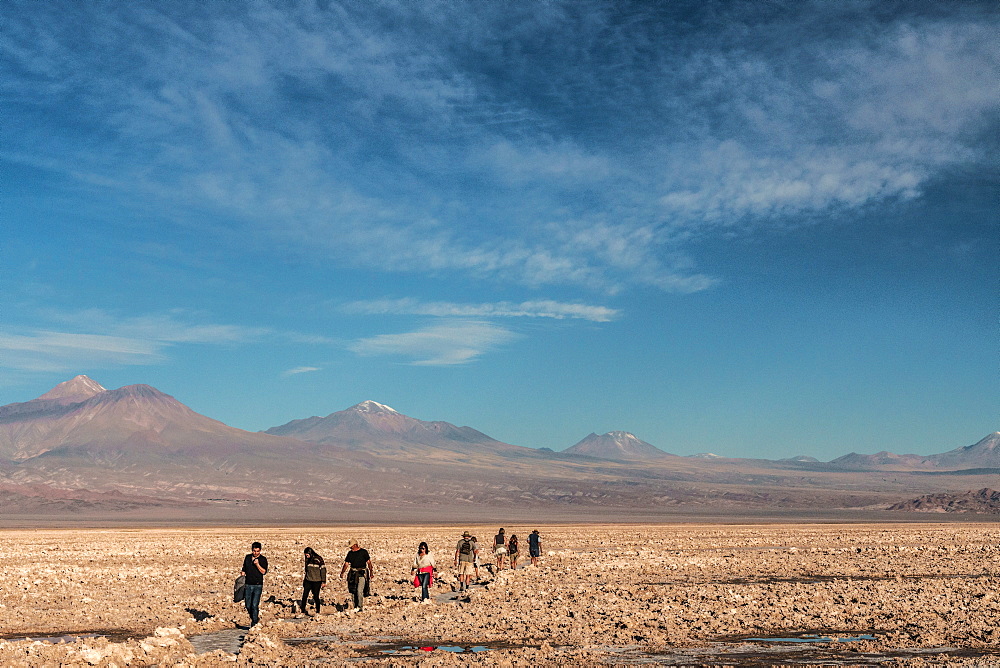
[829,433,1000,471]
[888,488,1000,513]
[264,399,535,459]
[0,379,325,461]
[928,433,1000,469]
[563,431,671,460]
[1,376,997,519]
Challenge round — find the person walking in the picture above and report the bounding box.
[410,541,435,603]
[507,533,520,569]
[340,539,373,611]
[300,547,326,615]
[471,535,482,581]
[240,541,268,627]
[528,529,542,566]
[453,531,477,592]
[493,528,507,571]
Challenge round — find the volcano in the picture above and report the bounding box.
[562,431,671,461]
[0,376,309,461]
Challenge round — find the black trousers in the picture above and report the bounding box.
[301,579,322,612]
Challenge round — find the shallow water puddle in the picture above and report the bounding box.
[287,635,532,658]
[744,633,876,643]
[379,644,492,655]
[0,629,135,644]
[603,632,1000,667]
[189,628,246,655]
[0,633,103,644]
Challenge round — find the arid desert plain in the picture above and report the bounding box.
[3,523,1000,666]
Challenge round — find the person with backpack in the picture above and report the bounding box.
[471,535,481,581]
[528,529,542,566]
[410,541,435,603]
[493,528,507,571]
[453,531,478,592]
[239,541,268,627]
[300,547,326,615]
[507,533,520,569]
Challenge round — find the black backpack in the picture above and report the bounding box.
[459,539,472,556]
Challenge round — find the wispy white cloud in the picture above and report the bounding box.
[0,331,163,373]
[654,17,999,227]
[0,310,266,374]
[658,140,927,223]
[476,139,613,186]
[343,298,620,322]
[43,309,268,344]
[283,366,320,376]
[2,2,997,294]
[348,320,520,366]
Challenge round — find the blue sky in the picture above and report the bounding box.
[1,0,996,459]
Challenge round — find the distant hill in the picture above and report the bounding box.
[928,433,1000,469]
[828,451,932,470]
[830,433,1000,471]
[36,374,107,404]
[264,400,530,457]
[563,431,670,461]
[0,376,312,461]
[0,482,202,513]
[888,488,1000,513]
[0,375,996,520]
[0,374,106,423]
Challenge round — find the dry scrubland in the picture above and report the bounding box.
[2,524,1000,665]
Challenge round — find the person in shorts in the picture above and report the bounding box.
[507,533,520,569]
[453,531,478,592]
[493,527,507,570]
[528,529,542,566]
[471,535,481,580]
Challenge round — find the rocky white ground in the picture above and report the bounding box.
[2,524,1000,665]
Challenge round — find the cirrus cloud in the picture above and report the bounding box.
[348,320,520,366]
[342,298,620,322]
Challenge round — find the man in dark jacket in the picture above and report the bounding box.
[301,547,327,615]
[240,541,268,627]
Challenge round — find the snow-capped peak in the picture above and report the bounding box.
[37,375,107,403]
[353,400,398,414]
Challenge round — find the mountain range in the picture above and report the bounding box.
[0,376,307,461]
[0,375,996,521]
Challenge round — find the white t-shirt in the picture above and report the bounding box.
[413,553,435,570]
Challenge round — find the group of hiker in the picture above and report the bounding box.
[453,528,542,593]
[236,529,542,627]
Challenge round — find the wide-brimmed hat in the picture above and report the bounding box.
[462,531,471,537]
[349,539,361,547]
[531,529,539,534]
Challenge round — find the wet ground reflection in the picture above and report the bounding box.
[0,629,135,643]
